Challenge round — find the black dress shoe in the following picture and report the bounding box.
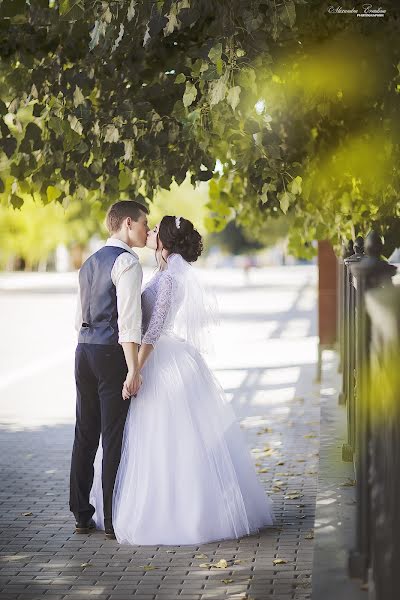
[105,526,116,540]
[75,518,96,534]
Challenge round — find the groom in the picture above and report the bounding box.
[69,200,149,539]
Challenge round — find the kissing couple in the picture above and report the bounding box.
[69,200,274,545]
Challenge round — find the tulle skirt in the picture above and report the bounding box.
[89,333,274,545]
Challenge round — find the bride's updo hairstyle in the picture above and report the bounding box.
[158,216,203,263]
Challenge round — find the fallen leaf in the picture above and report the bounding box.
[304,434,317,439]
[221,578,234,584]
[263,449,275,456]
[296,503,305,508]
[194,553,208,559]
[277,461,285,466]
[21,512,33,517]
[214,559,229,569]
[273,558,287,565]
[258,468,268,473]
[305,531,314,540]
[140,565,157,571]
[80,562,92,568]
[341,479,356,487]
[257,427,273,435]
[233,559,244,564]
[166,550,175,554]
[199,563,211,568]
[285,493,304,500]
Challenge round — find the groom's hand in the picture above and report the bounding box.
[123,370,142,400]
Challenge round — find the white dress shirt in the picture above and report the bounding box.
[75,238,143,344]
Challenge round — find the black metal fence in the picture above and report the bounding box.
[338,230,399,599]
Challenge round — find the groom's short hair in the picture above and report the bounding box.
[106,200,149,233]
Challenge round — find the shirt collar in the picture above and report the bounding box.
[106,238,139,260]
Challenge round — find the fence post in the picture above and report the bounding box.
[348,231,397,582]
[341,236,364,460]
[338,240,354,379]
[365,286,400,600]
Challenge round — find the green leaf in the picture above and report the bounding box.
[68,115,83,135]
[111,23,125,53]
[289,176,302,195]
[89,20,106,51]
[119,169,131,190]
[175,73,186,84]
[191,60,208,77]
[197,170,213,181]
[183,81,197,108]
[10,194,24,210]
[279,0,296,28]
[215,58,224,76]
[164,6,179,35]
[278,191,295,214]
[187,109,201,123]
[204,216,226,232]
[208,43,222,65]
[60,0,84,20]
[262,181,277,195]
[209,77,227,106]
[227,86,241,111]
[104,125,119,143]
[46,185,62,203]
[62,125,81,152]
[73,85,85,108]
[127,0,136,21]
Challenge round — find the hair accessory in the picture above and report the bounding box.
[175,216,181,229]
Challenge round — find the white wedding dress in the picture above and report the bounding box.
[89,253,273,545]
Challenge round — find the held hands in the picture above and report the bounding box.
[122,370,142,400]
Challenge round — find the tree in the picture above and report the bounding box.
[0,0,398,257]
[0,192,106,269]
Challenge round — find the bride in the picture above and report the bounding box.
[90,215,274,545]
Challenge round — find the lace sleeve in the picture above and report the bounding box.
[142,273,174,347]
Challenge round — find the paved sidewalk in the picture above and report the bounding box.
[0,265,318,600]
[312,350,365,600]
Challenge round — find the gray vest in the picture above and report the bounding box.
[78,245,130,345]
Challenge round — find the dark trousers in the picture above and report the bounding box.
[69,343,129,530]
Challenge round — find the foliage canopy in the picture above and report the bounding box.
[0,0,399,256]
